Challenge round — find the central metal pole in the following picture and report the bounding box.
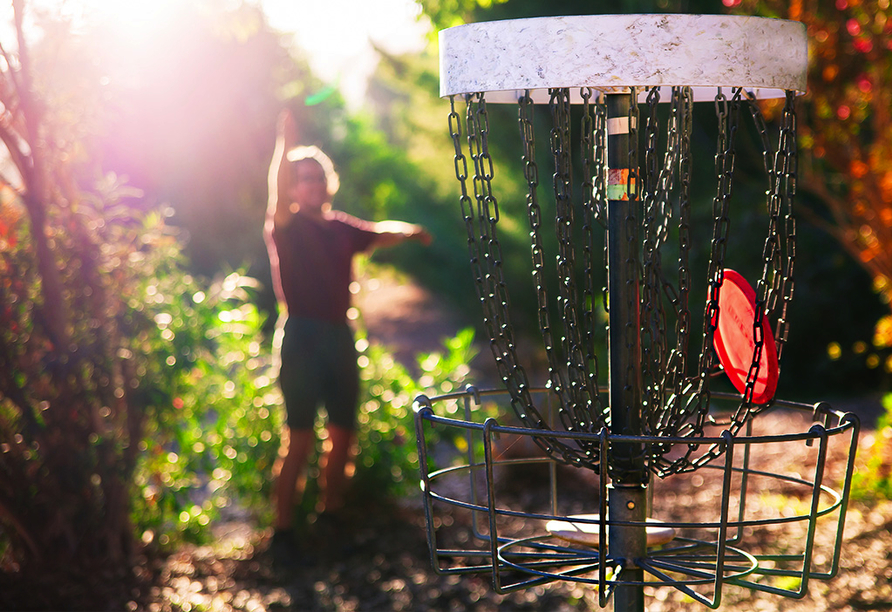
[605,91,647,612]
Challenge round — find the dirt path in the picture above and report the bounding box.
[353,267,466,370]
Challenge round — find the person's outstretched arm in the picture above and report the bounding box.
[370,220,433,249]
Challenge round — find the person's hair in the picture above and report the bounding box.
[286,145,340,196]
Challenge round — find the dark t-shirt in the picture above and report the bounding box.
[271,209,377,323]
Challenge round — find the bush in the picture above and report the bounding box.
[130,254,480,543]
[128,258,281,548]
[0,187,282,575]
[851,393,892,500]
[354,327,477,499]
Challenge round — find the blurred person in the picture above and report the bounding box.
[264,109,431,565]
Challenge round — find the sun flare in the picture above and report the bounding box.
[79,0,180,33]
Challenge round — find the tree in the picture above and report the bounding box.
[0,0,143,580]
[0,3,282,606]
[0,4,484,606]
[732,0,892,331]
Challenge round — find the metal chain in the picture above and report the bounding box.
[669,88,742,473]
[518,91,601,465]
[698,88,735,390]
[580,88,605,427]
[742,90,797,361]
[549,88,580,426]
[661,87,694,411]
[594,96,611,326]
[552,88,603,435]
[640,87,704,473]
[774,92,798,359]
[640,87,668,436]
[738,90,784,409]
[672,87,694,405]
[451,94,553,455]
[448,86,797,478]
[522,91,564,428]
[592,96,609,229]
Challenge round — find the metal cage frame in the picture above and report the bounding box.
[413,387,859,608]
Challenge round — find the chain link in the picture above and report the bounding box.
[774,92,798,359]
[664,87,694,407]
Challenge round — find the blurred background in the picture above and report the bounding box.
[5,0,885,396]
[1,0,891,608]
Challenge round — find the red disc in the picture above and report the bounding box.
[712,269,779,404]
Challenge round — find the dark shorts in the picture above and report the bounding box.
[278,317,359,431]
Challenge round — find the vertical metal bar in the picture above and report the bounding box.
[798,423,830,596]
[827,413,860,578]
[413,397,444,573]
[548,392,559,517]
[605,90,647,612]
[599,427,610,608]
[713,430,737,608]
[728,416,754,546]
[609,483,647,612]
[464,387,488,541]
[483,417,502,590]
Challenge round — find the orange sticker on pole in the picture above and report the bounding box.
[607,168,635,201]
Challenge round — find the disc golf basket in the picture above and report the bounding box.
[412,14,860,611]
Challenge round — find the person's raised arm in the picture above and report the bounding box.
[266,110,299,233]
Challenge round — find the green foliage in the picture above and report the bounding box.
[419,0,511,30]
[851,393,892,500]
[0,172,281,567]
[0,166,154,575]
[354,327,477,499]
[126,248,281,547]
[416,0,723,30]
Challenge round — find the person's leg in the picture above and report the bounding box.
[275,317,321,531]
[319,323,360,514]
[321,424,354,513]
[274,426,315,530]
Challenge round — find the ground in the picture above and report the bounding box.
[139,413,891,612]
[8,271,890,611]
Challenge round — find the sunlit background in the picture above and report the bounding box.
[7,0,430,108]
[261,0,430,106]
[0,0,439,284]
